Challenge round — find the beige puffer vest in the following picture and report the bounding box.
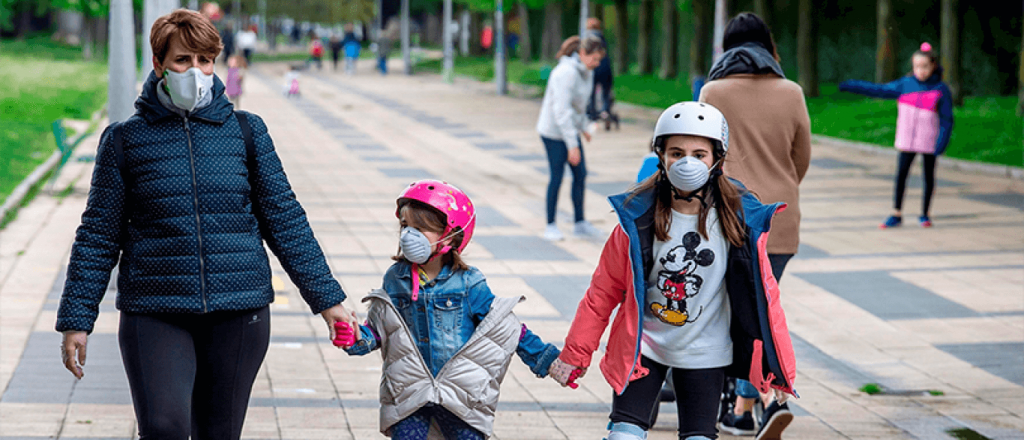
[363,289,524,438]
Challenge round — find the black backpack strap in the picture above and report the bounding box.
[235,111,257,169]
[112,122,128,185]
[235,111,265,236]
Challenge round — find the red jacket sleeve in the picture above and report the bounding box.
[560,225,631,368]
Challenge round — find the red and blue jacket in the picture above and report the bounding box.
[559,181,798,396]
[839,75,954,155]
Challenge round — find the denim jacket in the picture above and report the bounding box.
[346,262,560,377]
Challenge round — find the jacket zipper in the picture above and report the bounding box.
[183,117,208,312]
[908,91,922,151]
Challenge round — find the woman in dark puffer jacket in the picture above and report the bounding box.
[56,10,357,439]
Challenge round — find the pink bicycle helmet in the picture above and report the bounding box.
[396,180,476,253]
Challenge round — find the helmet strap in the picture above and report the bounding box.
[411,263,421,302]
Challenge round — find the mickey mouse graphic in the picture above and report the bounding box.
[650,232,715,326]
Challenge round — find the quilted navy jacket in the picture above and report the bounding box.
[56,72,346,333]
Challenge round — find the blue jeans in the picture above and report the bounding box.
[390,405,484,440]
[542,136,587,224]
[378,55,388,74]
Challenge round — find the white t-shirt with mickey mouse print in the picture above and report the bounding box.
[640,208,733,369]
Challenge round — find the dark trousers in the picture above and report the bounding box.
[542,136,587,224]
[612,356,725,438]
[733,253,791,399]
[242,48,253,66]
[894,151,937,216]
[119,306,271,440]
[587,79,613,120]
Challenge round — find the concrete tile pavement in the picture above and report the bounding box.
[0,59,1020,439]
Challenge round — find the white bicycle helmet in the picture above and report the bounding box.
[652,102,729,157]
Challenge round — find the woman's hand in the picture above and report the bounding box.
[568,147,582,166]
[581,131,592,143]
[61,331,88,379]
[321,303,358,344]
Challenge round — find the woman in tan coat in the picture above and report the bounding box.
[699,12,811,440]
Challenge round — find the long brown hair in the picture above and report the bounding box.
[629,142,746,247]
[393,200,470,271]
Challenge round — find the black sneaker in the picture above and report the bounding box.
[719,411,756,436]
[755,401,793,440]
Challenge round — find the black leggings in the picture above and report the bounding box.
[119,306,271,440]
[894,152,937,216]
[611,356,725,439]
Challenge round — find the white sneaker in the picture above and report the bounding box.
[543,224,564,241]
[574,220,603,238]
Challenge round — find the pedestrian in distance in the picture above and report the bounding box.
[550,102,798,440]
[839,42,954,229]
[219,21,235,65]
[585,18,619,131]
[225,54,246,109]
[342,24,361,76]
[536,35,606,241]
[55,10,357,439]
[329,32,343,71]
[699,12,811,437]
[283,64,301,98]
[337,180,561,440]
[308,33,324,70]
[235,23,257,66]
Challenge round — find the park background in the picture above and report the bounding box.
[0,0,1021,224]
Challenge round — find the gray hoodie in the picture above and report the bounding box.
[536,53,593,149]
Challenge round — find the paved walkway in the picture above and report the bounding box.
[1,59,1022,440]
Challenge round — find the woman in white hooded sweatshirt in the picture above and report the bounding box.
[536,35,605,241]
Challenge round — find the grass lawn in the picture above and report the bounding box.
[416,55,1022,167]
[0,35,108,208]
[807,84,1022,167]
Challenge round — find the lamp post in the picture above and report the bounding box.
[495,0,506,95]
[443,0,454,83]
[109,0,137,123]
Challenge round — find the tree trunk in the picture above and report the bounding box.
[797,0,818,96]
[753,0,772,28]
[518,2,532,61]
[690,0,710,84]
[541,1,562,61]
[613,0,628,75]
[941,0,962,106]
[425,12,442,46]
[593,2,604,23]
[1019,11,1023,116]
[637,0,653,75]
[82,16,94,60]
[875,0,899,82]
[659,0,678,79]
[469,11,483,55]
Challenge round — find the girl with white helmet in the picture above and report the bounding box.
[337,180,561,440]
[548,102,798,440]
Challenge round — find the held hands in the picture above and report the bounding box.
[320,302,358,344]
[332,321,357,348]
[549,358,586,389]
[61,331,88,379]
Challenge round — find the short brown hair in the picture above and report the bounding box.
[393,200,470,271]
[151,9,223,63]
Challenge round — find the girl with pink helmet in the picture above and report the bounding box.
[337,179,561,439]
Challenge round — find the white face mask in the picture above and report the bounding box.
[162,67,214,112]
[399,227,438,265]
[666,156,716,193]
